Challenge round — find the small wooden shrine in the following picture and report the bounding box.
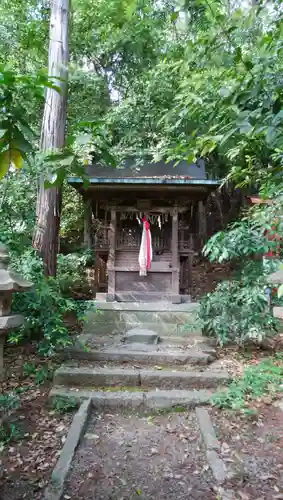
[69,158,219,303]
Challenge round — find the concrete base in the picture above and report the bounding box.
[83,301,200,337]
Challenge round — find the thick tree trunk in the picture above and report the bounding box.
[33,0,69,276]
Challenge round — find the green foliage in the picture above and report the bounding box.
[212,357,283,411]
[164,3,283,183]
[198,260,280,346]
[0,392,22,444]
[0,392,20,414]
[57,250,94,295]
[51,395,78,414]
[0,421,23,444]
[23,362,53,384]
[203,221,269,263]
[9,248,93,356]
[0,66,62,178]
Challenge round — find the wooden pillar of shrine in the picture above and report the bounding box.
[198,200,207,245]
[83,197,93,249]
[171,207,180,303]
[106,209,117,302]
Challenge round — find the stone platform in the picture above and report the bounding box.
[83,300,200,337]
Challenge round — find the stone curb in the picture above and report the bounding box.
[195,407,227,484]
[44,398,92,500]
[49,387,213,410]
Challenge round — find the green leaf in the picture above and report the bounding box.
[277,284,283,298]
[234,46,242,63]
[244,59,254,71]
[266,126,277,145]
[219,88,231,98]
[171,11,179,22]
[100,148,116,167]
[0,129,7,139]
[44,168,66,188]
[239,122,252,134]
[76,133,92,146]
[0,150,10,177]
[60,155,75,166]
[125,0,137,19]
[11,149,23,169]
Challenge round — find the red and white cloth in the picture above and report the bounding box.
[139,217,152,276]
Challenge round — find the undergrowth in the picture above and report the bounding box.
[51,395,78,414]
[8,248,94,356]
[198,259,281,346]
[212,355,283,411]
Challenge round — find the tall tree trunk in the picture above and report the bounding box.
[33,0,69,276]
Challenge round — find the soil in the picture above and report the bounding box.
[64,410,217,500]
[211,406,283,500]
[0,344,74,500]
[190,259,234,300]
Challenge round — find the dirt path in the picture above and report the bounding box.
[64,410,217,500]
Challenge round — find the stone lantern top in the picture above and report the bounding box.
[0,243,33,292]
[268,269,283,285]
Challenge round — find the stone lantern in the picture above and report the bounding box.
[0,243,33,378]
[268,269,283,320]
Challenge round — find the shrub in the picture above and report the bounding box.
[9,248,93,356]
[212,356,283,410]
[57,249,94,295]
[198,260,280,346]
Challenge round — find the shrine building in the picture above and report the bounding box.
[68,158,219,303]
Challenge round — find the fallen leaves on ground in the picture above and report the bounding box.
[0,343,74,500]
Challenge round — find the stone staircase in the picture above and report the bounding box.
[51,301,230,410]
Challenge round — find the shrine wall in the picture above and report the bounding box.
[115,271,172,294]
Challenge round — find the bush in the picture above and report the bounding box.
[198,260,280,346]
[57,249,94,295]
[212,356,283,410]
[9,248,93,356]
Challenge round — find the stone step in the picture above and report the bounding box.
[49,386,213,410]
[88,322,199,337]
[54,365,230,390]
[67,345,215,366]
[78,333,211,348]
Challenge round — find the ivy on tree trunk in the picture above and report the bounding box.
[33,0,69,277]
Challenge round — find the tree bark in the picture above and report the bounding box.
[33,0,69,276]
